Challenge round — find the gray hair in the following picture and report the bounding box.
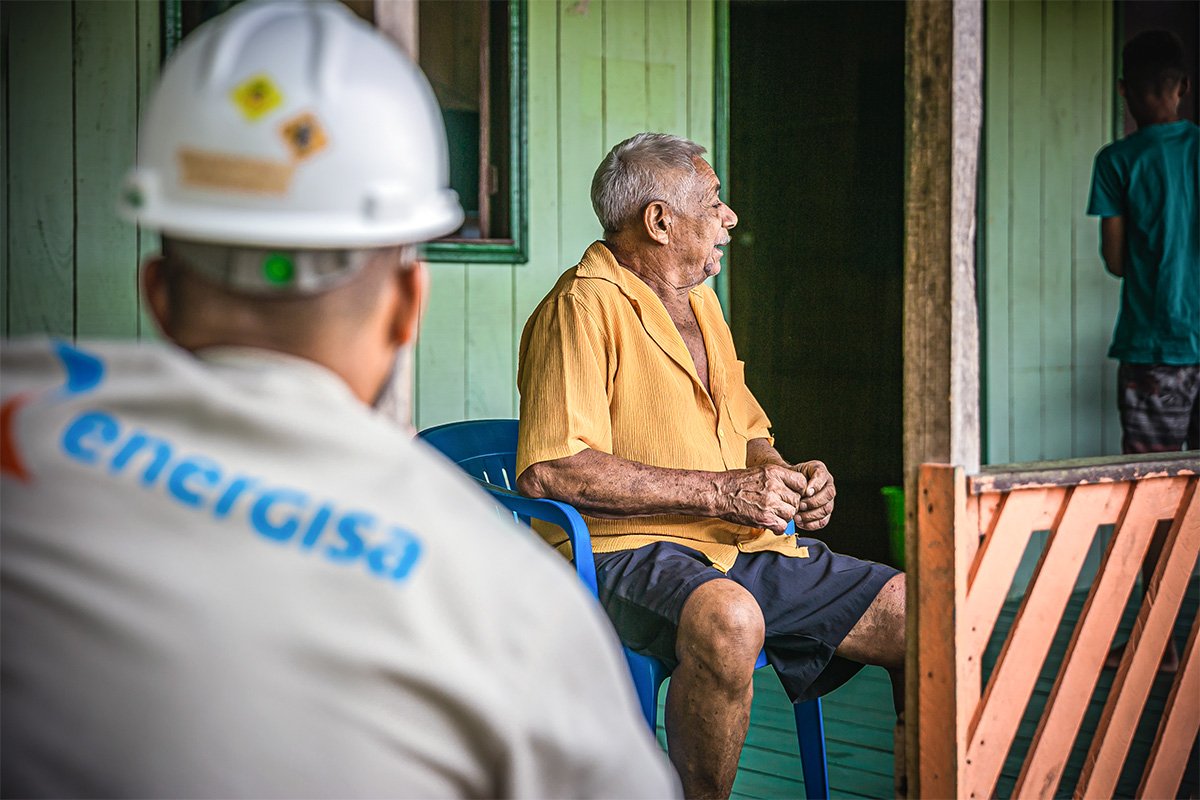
[590,133,707,234]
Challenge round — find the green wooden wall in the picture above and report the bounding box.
[1,0,716,432]
[414,0,717,429]
[2,0,161,340]
[982,0,1122,464]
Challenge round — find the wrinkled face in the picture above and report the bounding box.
[668,157,738,284]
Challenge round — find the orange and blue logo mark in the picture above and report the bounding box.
[2,341,105,482]
[2,342,423,584]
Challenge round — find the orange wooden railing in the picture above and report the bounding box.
[911,454,1199,799]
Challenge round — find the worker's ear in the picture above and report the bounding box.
[391,260,428,347]
[141,256,174,340]
[643,200,672,245]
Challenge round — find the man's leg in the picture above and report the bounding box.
[666,578,765,799]
[833,573,907,796]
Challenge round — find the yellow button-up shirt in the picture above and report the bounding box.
[517,241,810,572]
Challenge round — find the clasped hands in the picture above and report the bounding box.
[718,461,836,534]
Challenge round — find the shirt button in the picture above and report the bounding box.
[718,429,725,438]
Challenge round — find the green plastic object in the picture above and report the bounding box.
[880,486,905,570]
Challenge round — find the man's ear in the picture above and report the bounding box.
[391,260,428,346]
[140,256,174,340]
[1117,78,1126,100]
[643,200,672,245]
[1179,75,1191,99]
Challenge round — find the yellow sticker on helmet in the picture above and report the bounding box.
[231,74,283,121]
[279,112,329,161]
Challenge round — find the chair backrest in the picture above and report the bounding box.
[417,419,520,490]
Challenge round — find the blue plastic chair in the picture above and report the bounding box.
[418,418,829,800]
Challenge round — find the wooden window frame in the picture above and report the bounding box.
[163,0,529,265]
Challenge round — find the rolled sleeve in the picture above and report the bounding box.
[517,293,613,478]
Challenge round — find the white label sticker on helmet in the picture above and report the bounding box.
[231,74,284,121]
[178,149,295,195]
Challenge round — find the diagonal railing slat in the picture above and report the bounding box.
[1012,478,1188,799]
[965,483,1129,799]
[1075,479,1200,799]
[911,455,1199,799]
[1136,613,1200,799]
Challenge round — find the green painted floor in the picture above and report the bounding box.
[655,666,896,799]
[651,577,1199,799]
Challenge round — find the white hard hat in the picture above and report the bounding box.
[120,0,463,250]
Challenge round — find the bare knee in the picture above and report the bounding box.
[676,579,764,688]
[836,573,906,669]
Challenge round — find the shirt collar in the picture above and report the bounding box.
[576,241,721,407]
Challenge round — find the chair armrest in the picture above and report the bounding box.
[481,484,600,599]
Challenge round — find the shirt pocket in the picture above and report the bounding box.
[722,360,755,439]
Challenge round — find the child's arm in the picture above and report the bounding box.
[1099,216,1126,278]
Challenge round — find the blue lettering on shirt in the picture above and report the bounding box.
[58,408,422,584]
[61,411,120,464]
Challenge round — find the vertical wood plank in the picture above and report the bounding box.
[557,0,604,263]
[1097,6,1121,456]
[645,0,687,137]
[1012,477,1186,799]
[512,0,563,412]
[74,0,139,338]
[982,0,1011,465]
[1007,0,1044,461]
[1070,0,1116,457]
[1137,612,1200,799]
[465,263,514,418]
[601,0,648,148]
[1,0,9,335]
[1039,0,1073,459]
[1076,479,1200,799]
[7,0,74,337]
[416,264,467,429]
[136,0,161,341]
[686,0,714,153]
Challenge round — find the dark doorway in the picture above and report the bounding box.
[728,1,905,565]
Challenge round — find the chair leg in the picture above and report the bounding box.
[794,698,829,800]
[624,648,670,731]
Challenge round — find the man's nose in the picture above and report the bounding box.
[723,204,738,229]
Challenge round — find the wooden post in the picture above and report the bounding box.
[375,0,418,59]
[903,0,983,796]
[915,464,973,798]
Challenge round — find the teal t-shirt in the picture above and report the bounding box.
[1087,119,1199,365]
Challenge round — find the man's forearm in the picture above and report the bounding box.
[745,437,788,469]
[517,442,819,533]
[517,449,728,520]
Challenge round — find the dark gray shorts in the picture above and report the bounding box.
[593,540,900,703]
[1117,362,1200,454]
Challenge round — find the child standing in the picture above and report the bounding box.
[1087,29,1198,671]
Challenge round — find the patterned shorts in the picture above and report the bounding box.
[1117,362,1200,454]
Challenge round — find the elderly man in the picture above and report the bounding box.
[1,6,677,797]
[517,132,906,798]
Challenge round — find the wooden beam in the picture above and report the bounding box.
[374,0,418,59]
[904,1,982,794]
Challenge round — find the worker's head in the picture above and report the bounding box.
[1119,30,1190,127]
[121,1,463,422]
[592,133,736,283]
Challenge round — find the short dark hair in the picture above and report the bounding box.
[1122,30,1189,96]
